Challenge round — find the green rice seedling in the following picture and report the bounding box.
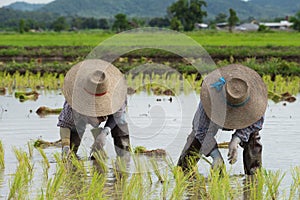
[27,141,34,158]
[63,155,89,198]
[77,171,107,200]
[264,169,285,200]
[8,166,27,200]
[37,148,50,179]
[58,73,65,88]
[0,141,4,169]
[13,147,34,176]
[132,153,146,174]
[288,167,300,200]
[147,168,153,185]
[44,162,65,199]
[43,153,85,199]
[167,73,181,95]
[133,146,147,154]
[35,106,62,116]
[204,167,240,200]
[243,170,265,200]
[117,171,151,200]
[160,168,171,200]
[115,156,130,182]
[170,166,190,200]
[8,148,34,200]
[186,169,207,200]
[144,74,152,95]
[182,74,194,95]
[126,73,133,88]
[150,158,164,183]
[92,150,108,174]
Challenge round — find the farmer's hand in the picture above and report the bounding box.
[60,127,71,147]
[210,148,224,169]
[91,127,111,151]
[228,136,241,164]
[60,127,71,158]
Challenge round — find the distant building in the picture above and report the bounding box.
[216,22,228,28]
[259,20,293,29]
[235,23,259,31]
[195,23,208,29]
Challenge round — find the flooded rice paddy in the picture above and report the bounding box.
[0,90,299,199]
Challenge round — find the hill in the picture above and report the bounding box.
[38,0,300,20]
[39,0,176,18]
[4,2,45,11]
[3,0,300,20]
[204,0,300,20]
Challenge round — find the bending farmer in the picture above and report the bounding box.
[177,64,268,175]
[57,59,130,158]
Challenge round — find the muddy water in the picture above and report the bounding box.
[0,91,299,198]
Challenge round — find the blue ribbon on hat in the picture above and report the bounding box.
[210,77,226,92]
[210,77,250,108]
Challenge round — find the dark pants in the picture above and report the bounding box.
[70,124,131,157]
[177,131,262,175]
[241,131,262,175]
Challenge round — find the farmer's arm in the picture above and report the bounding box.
[57,101,74,146]
[105,100,127,131]
[57,101,74,129]
[233,116,264,142]
[57,101,87,146]
[193,101,220,156]
[104,100,130,156]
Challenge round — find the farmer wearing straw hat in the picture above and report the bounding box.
[57,59,130,158]
[177,64,268,175]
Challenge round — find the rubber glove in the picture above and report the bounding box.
[60,127,71,157]
[228,136,241,164]
[210,148,224,169]
[91,127,111,151]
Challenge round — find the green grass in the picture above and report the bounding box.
[188,31,300,47]
[0,30,299,47]
[0,31,113,46]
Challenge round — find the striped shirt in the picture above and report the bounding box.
[193,100,264,155]
[57,100,127,136]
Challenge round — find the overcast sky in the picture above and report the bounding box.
[0,0,54,7]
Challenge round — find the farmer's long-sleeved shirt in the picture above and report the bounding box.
[57,101,127,136]
[193,100,264,156]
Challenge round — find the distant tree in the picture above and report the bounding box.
[149,17,170,27]
[26,19,39,30]
[170,17,183,31]
[19,19,25,33]
[71,17,84,29]
[290,11,300,31]
[51,16,69,32]
[168,0,207,31]
[99,18,109,29]
[83,18,98,29]
[258,24,271,32]
[228,8,239,32]
[215,12,227,23]
[130,18,146,28]
[112,13,131,32]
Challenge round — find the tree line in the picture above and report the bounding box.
[1,0,300,32]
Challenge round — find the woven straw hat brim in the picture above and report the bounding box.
[62,59,127,117]
[200,64,268,129]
